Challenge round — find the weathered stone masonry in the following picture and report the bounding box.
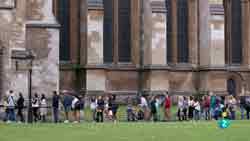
[0,0,59,99]
[60,0,250,96]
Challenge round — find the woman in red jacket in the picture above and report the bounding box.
[164,94,171,121]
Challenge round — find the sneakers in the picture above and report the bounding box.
[64,120,69,123]
[6,120,12,124]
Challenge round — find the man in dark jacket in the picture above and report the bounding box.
[17,93,25,122]
[52,91,60,123]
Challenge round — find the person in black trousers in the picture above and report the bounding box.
[96,96,104,122]
[17,93,25,122]
[52,91,60,123]
[32,93,40,122]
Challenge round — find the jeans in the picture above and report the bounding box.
[194,110,200,121]
[240,105,245,120]
[53,108,59,123]
[230,110,236,120]
[204,107,210,120]
[8,108,15,121]
[92,109,96,121]
[210,108,215,119]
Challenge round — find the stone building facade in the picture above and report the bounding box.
[59,0,250,96]
[0,0,59,98]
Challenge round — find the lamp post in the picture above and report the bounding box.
[11,49,34,123]
[138,0,144,97]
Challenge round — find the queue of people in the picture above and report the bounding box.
[127,94,250,122]
[1,90,250,123]
[1,90,85,123]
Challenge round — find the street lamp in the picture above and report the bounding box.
[11,49,35,123]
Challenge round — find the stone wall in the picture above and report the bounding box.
[0,0,59,99]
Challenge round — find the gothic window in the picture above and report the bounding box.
[177,0,189,63]
[231,0,242,64]
[118,0,131,62]
[59,0,70,61]
[103,0,113,63]
[103,0,131,63]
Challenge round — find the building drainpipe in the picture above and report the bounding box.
[138,0,144,97]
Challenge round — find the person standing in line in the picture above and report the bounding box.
[204,95,210,120]
[210,93,216,120]
[193,98,201,121]
[40,94,47,122]
[110,95,118,122]
[155,96,161,121]
[52,91,60,123]
[188,96,195,120]
[177,96,184,121]
[183,96,189,121]
[3,96,9,122]
[245,96,250,120]
[140,95,149,120]
[63,93,73,123]
[90,96,97,121]
[96,96,105,122]
[32,93,40,122]
[228,96,237,120]
[79,96,85,122]
[150,96,158,122]
[239,96,246,120]
[6,90,16,123]
[17,93,25,123]
[164,94,171,121]
[71,95,81,123]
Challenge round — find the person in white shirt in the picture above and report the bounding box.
[40,94,47,122]
[32,93,40,122]
[90,96,97,121]
[140,96,148,108]
[177,96,184,121]
[193,98,201,121]
[140,96,149,120]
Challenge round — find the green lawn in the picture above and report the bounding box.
[0,121,250,141]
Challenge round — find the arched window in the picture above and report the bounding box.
[103,0,131,63]
[177,0,188,63]
[227,78,236,96]
[103,0,113,63]
[231,0,242,64]
[59,0,70,61]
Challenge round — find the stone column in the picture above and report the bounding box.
[143,0,152,65]
[131,0,141,65]
[242,0,250,67]
[224,0,232,65]
[69,0,80,64]
[80,0,88,65]
[171,0,178,64]
[188,0,198,66]
[199,0,210,66]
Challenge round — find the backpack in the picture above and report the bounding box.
[245,98,250,108]
[150,101,157,114]
[137,110,144,120]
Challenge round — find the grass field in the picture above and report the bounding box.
[0,121,250,141]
